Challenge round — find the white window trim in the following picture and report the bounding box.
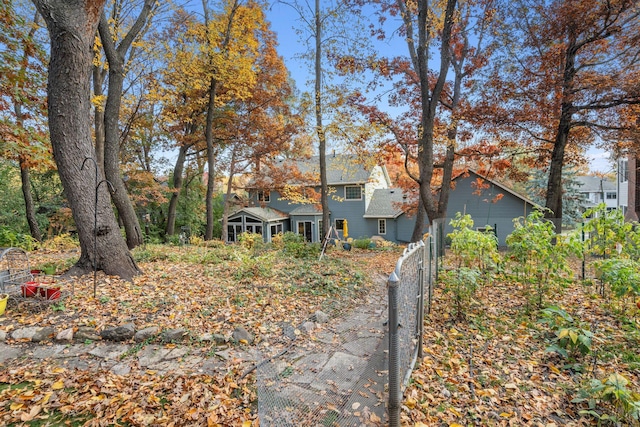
[378,219,386,235]
[344,185,363,201]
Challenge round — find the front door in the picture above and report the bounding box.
[297,221,313,242]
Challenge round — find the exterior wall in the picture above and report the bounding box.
[627,156,639,221]
[290,214,322,242]
[618,158,628,214]
[396,214,418,243]
[364,166,390,211]
[444,174,535,246]
[328,186,368,239]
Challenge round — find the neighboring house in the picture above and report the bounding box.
[442,170,538,245]
[228,155,537,246]
[575,175,618,213]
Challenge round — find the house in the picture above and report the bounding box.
[228,154,392,243]
[442,170,538,245]
[228,155,537,246]
[575,175,618,213]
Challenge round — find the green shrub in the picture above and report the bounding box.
[0,226,38,251]
[593,258,640,299]
[506,210,575,309]
[539,306,593,360]
[448,213,500,271]
[353,238,372,249]
[441,267,481,319]
[574,373,640,424]
[280,232,320,259]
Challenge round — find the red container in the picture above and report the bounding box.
[39,287,61,300]
[21,282,39,297]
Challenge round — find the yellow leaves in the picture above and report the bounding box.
[51,380,64,390]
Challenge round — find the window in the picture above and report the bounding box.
[335,219,345,231]
[378,219,386,235]
[345,186,362,200]
[606,192,617,200]
[257,190,270,202]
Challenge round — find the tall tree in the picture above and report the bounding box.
[97,0,155,249]
[200,0,261,240]
[276,0,370,241]
[0,1,49,242]
[32,0,140,279]
[489,0,640,230]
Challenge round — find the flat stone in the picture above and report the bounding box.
[0,343,23,362]
[310,352,368,392]
[161,328,188,343]
[32,327,55,342]
[232,326,254,344]
[178,355,204,370]
[165,347,189,360]
[32,344,65,359]
[137,345,171,366]
[89,344,129,360]
[55,344,93,359]
[301,321,316,334]
[134,326,159,342]
[279,322,297,340]
[343,337,380,358]
[314,310,329,324]
[75,326,101,342]
[56,328,74,341]
[101,323,135,342]
[0,330,6,341]
[201,333,227,344]
[110,362,132,376]
[61,358,100,371]
[12,326,41,341]
[198,358,225,375]
[290,353,329,384]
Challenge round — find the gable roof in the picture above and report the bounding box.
[289,205,323,215]
[364,189,407,218]
[254,154,389,187]
[229,207,289,222]
[575,175,616,193]
[456,169,539,208]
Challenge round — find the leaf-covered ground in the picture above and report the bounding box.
[0,243,401,426]
[3,243,640,426]
[403,263,640,426]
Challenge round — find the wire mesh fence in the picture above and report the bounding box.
[387,221,440,427]
[256,223,442,426]
[256,275,389,426]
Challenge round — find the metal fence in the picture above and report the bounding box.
[387,222,439,427]
[256,223,441,426]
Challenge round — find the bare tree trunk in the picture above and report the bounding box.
[221,148,237,242]
[544,32,577,234]
[32,0,140,280]
[315,0,330,242]
[410,199,427,242]
[97,3,153,249]
[19,159,42,242]
[166,143,189,236]
[204,77,218,241]
[93,66,106,173]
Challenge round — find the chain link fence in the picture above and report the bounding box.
[256,223,442,426]
[387,222,440,427]
[256,275,389,426]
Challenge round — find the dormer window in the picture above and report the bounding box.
[257,190,270,203]
[345,186,362,200]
